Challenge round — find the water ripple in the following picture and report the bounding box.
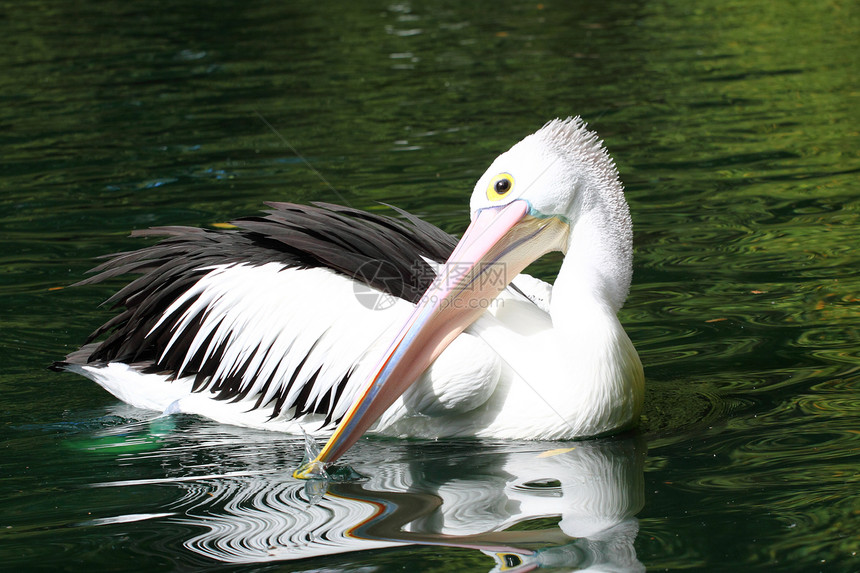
[75,435,649,568]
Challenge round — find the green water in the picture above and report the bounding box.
[1,0,857,571]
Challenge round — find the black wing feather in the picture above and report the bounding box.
[53,202,459,423]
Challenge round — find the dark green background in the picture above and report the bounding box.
[1,0,857,571]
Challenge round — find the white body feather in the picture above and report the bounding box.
[71,258,641,440]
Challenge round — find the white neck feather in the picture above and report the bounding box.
[546,211,642,435]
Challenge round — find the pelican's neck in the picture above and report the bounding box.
[550,220,628,348]
[547,211,643,435]
[556,164,634,311]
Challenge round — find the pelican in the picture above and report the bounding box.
[53,117,644,475]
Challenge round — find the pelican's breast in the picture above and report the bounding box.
[402,331,502,417]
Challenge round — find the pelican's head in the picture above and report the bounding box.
[465,116,633,311]
[471,117,621,221]
[294,118,632,478]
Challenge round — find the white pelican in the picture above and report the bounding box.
[53,117,644,476]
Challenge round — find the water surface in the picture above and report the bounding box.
[1,0,857,571]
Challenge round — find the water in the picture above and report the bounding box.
[1,0,857,571]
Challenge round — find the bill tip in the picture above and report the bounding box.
[292,458,329,481]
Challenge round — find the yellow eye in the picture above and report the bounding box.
[486,173,514,201]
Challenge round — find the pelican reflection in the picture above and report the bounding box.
[168,436,646,571]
